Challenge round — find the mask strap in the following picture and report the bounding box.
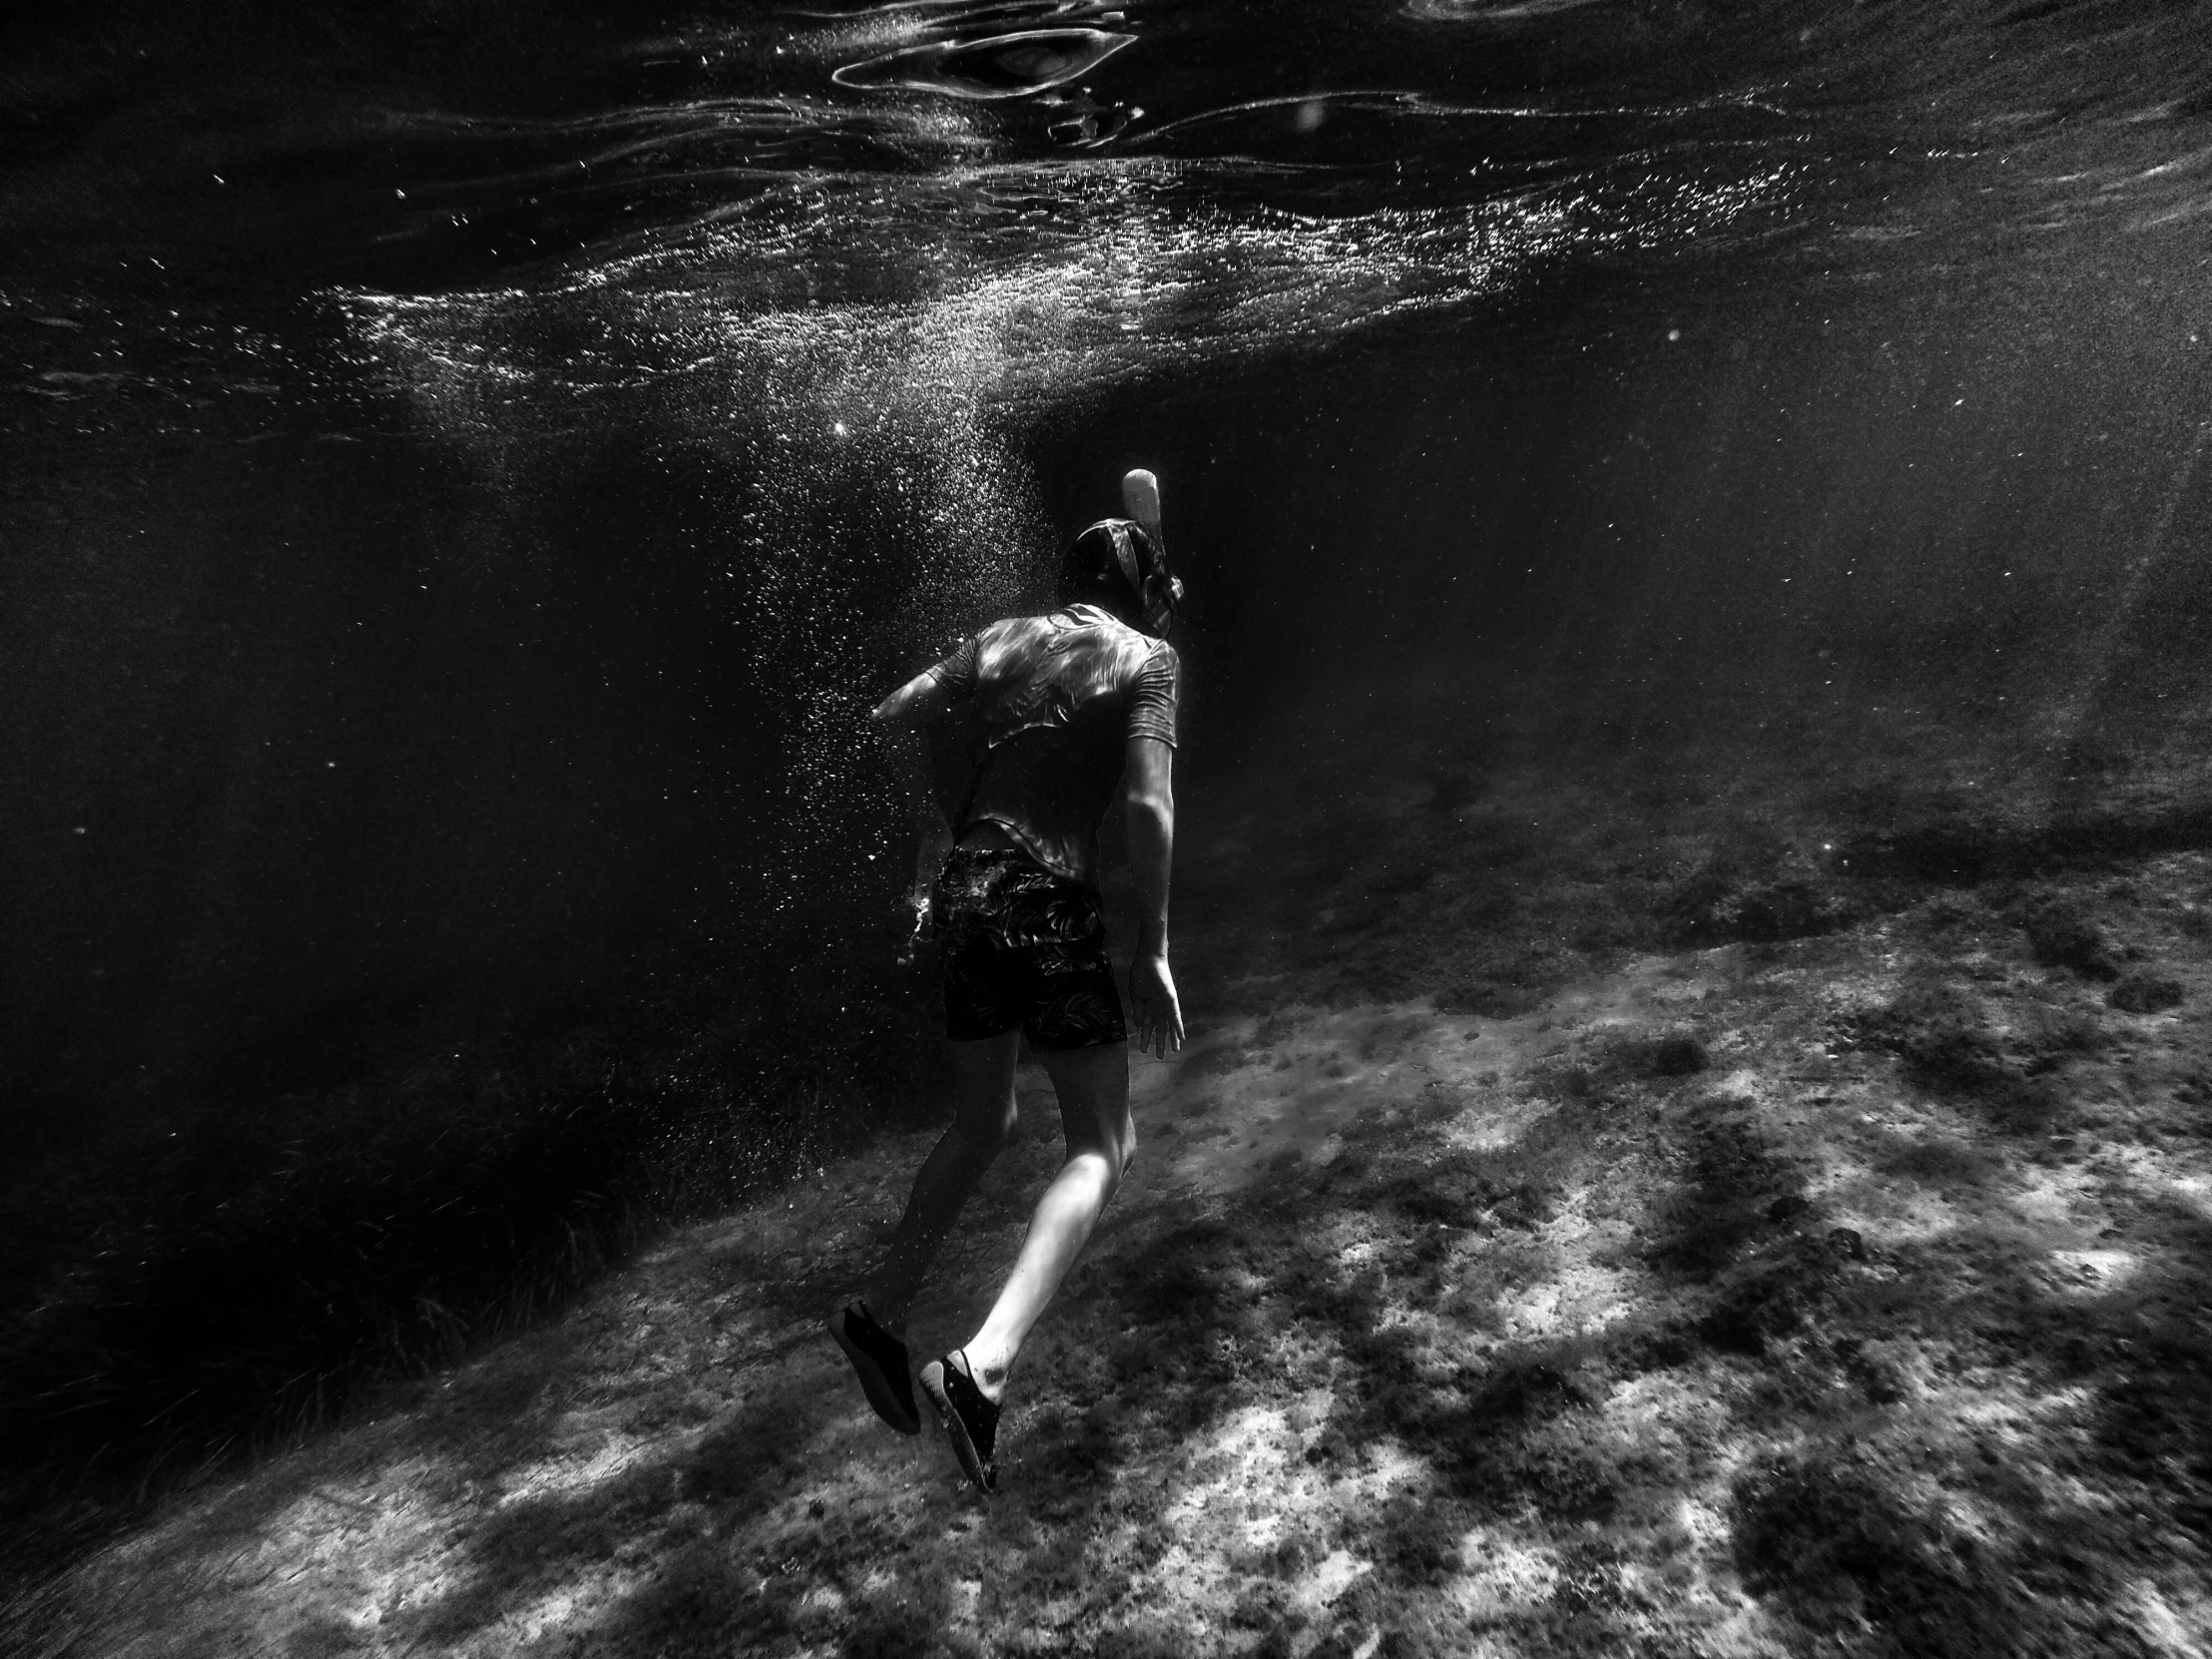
[1109,522,1145,599]
[1081,519,1172,616]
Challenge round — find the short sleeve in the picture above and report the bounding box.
[926,635,981,701]
[1125,642,1179,748]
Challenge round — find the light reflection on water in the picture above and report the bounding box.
[353,156,1795,395]
[343,133,1793,878]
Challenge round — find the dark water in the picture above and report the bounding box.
[5,0,2212,1511]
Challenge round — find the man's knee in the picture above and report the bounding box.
[950,1097,1019,1154]
[1091,1115,1137,1192]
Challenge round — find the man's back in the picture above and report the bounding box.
[927,603,1179,887]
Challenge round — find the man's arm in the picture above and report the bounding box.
[872,670,955,734]
[1124,734,1184,1057]
[872,671,958,934]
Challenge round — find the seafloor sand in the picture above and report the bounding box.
[12,667,2212,1658]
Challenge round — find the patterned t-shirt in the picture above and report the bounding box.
[925,603,1179,887]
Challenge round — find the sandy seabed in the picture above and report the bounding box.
[11,670,2212,1659]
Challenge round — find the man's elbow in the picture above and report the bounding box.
[1126,791,1175,835]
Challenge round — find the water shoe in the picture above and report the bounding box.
[827,1301,919,1435]
[920,1351,1000,1495]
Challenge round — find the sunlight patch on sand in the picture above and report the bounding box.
[1942,1392,2054,1439]
[1823,1182,1965,1244]
[1177,1411,1292,1491]
[2008,1163,2104,1224]
[799,1581,849,1616]
[1596,1368,1737,1466]
[2131,1579,2212,1659]
[1135,1413,1426,1627]
[500,1575,642,1645]
[1341,1438,1429,1501]
[1156,1403,1304,1545]
[1437,1091,1552,1153]
[1451,1531,1559,1618]
[1335,1234,1385,1275]
[1951,1381,2098,1437]
[1675,1494,1733,1550]
[2043,1247,2140,1292]
[1712,1065,1768,1100]
[2159,1170,2212,1225]
[1294,1548,1374,1613]
[493,1425,667,1506]
[2087,1140,2194,1189]
[72,1474,475,1657]
[1494,1279,1565,1341]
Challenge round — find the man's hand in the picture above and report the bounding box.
[912,814,952,905]
[1128,952,1184,1059]
[896,886,932,967]
[898,820,952,965]
[873,671,957,966]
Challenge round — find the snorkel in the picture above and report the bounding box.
[1069,468,1183,636]
[1085,468,1182,636]
[1121,468,1164,556]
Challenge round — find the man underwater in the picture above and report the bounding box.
[828,470,1186,1495]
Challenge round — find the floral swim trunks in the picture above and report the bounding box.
[930,845,1128,1051]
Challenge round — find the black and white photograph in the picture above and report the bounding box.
[7,2,2212,1654]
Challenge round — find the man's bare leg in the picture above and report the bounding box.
[958,1041,1134,1401]
[862,1030,1022,1336]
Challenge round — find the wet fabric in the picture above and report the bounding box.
[930,845,1126,1050]
[925,604,1178,888]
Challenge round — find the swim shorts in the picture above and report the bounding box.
[930,845,1127,1050]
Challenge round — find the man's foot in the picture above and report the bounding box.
[920,1351,1000,1495]
[827,1302,919,1435]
